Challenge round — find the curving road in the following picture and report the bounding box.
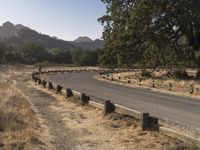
[48,72,200,132]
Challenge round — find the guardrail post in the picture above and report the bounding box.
[38,78,42,85]
[42,80,47,87]
[80,93,89,105]
[35,77,38,83]
[56,85,63,93]
[169,83,172,90]
[48,82,54,90]
[138,78,142,86]
[104,100,115,115]
[141,113,150,130]
[190,85,194,94]
[66,88,73,98]
[152,80,155,88]
[141,113,159,130]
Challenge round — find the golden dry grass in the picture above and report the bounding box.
[32,82,197,150]
[110,71,200,99]
[0,73,43,149]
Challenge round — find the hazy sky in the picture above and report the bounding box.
[0,0,106,41]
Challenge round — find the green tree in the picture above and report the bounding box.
[50,49,72,64]
[0,43,7,63]
[99,0,200,69]
[21,43,49,64]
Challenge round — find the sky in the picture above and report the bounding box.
[0,0,106,41]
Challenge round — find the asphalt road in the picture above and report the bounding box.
[48,72,200,131]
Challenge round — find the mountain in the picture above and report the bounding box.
[0,22,77,51]
[74,36,93,43]
[0,22,104,50]
[72,36,104,49]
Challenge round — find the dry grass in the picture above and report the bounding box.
[0,73,43,149]
[32,82,198,150]
[106,71,200,99]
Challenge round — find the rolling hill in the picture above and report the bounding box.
[0,22,104,50]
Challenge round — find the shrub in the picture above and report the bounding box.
[196,69,200,80]
[141,70,152,78]
[173,69,189,80]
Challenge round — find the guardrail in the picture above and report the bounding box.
[32,69,200,146]
[32,69,158,131]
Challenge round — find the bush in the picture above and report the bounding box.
[196,69,200,80]
[141,70,152,78]
[173,69,189,80]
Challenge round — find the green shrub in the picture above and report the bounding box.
[196,69,200,80]
[141,70,152,78]
[173,69,189,80]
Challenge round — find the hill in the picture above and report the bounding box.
[0,22,77,51]
[72,36,104,49]
[73,36,93,43]
[0,22,104,50]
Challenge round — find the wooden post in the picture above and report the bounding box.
[104,100,114,115]
[141,113,150,130]
[152,80,155,88]
[48,82,54,90]
[42,80,47,87]
[66,88,73,98]
[38,78,42,85]
[190,85,194,94]
[169,83,172,90]
[35,77,38,83]
[80,93,89,105]
[56,85,63,93]
[139,78,142,86]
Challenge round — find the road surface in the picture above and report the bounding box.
[48,72,200,133]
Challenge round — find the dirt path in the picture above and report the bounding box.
[15,75,198,150]
[17,76,78,150]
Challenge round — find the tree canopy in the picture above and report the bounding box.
[99,0,200,69]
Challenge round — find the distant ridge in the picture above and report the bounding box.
[72,36,104,49]
[74,36,93,43]
[0,21,104,50]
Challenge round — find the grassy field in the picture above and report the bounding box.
[0,72,43,149]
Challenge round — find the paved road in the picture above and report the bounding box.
[48,72,200,132]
